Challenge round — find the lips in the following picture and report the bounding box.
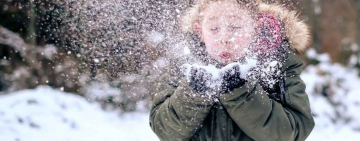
[219,52,231,59]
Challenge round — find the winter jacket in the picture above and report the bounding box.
[149,2,315,141]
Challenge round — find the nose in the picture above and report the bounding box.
[220,40,229,44]
[220,33,232,45]
[219,33,230,43]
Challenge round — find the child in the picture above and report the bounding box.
[149,0,315,141]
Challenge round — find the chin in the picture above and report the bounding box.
[219,58,233,65]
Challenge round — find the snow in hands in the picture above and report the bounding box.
[181,57,258,95]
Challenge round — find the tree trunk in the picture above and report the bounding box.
[27,0,36,46]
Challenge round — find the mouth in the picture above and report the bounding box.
[219,52,231,59]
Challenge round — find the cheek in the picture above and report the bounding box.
[232,29,255,58]
[205,42,219,56]
[234,27,255,46]
[203,35,219,53]
[232,34,249,49]
[235,34,252,46]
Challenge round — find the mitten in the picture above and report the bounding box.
[221,65,245,93]
[188,67,213,94]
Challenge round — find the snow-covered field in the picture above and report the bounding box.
[303,66,360,141]
[1,51,360,141]
[1,82,359,141]
[0,86,158,141]
[304,50,360,141]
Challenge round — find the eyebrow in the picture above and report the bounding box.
[228,15,242,19]
[208,15,241,20]
[208,16,219,20]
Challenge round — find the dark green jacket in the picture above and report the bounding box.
[149,48,315,141]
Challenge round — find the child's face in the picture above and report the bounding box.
[195,1,256,64]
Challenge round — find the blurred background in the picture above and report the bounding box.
[0,0,359,140]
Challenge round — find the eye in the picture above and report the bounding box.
[230,26,242,30]
[210,27,219,32]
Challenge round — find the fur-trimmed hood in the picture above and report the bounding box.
[258,2,312,53]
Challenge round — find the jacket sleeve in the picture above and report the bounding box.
[219,52,315,141]
[149,74,215,141]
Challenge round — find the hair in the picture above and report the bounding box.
[180,0,261,34]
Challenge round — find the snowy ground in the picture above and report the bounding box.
[1,84,359,141]
[304,50,360,141]
[1,53,360,141]
[303,66,360,141]
[0,86,158,141]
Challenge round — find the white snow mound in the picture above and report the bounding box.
[0,86,158,141]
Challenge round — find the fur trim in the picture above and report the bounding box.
[258,3,312,53]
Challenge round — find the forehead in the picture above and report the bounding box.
[203,1,251,21]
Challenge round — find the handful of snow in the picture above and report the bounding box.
[181,58,258,88]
